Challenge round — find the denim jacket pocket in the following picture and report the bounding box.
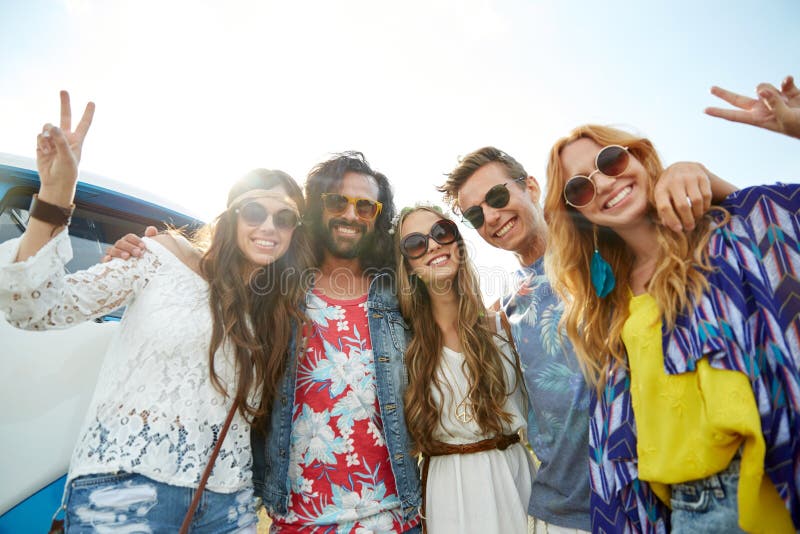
[387,313,410,351]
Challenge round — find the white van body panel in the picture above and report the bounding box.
[0,320,113,514]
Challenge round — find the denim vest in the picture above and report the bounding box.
[251,273,421,524]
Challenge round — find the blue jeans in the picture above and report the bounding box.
[64,472,258,533]
[670,457,745,534]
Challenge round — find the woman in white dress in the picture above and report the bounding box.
[395,205,534,534]
[0,92,314,532]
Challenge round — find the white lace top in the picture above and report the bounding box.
[0,233,252,492]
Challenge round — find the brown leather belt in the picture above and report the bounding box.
[426,432,520,456]
[420,432,521,532]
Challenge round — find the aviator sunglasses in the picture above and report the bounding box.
[563,145,630,208]
[321,193,383,221]
[461,176,527,229]
[235,201,301,230]
[400,219,460,259]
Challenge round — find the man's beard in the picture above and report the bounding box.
[319,218,374,260]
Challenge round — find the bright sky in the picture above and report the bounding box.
[2,0,798,301]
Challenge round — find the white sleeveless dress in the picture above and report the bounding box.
[425,322,534,534]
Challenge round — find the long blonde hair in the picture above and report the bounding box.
[543,125,723,390]
[396,206,519,454]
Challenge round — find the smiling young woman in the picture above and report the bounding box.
[544,124,800,533]
[0,92,316,532]
[395,205,534,534]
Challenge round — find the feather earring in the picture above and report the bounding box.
[590,226,615,298]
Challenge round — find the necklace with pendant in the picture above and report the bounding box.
[442,350,475,424]
[454,397,474,423]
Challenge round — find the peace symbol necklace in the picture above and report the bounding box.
[441,349,475,424]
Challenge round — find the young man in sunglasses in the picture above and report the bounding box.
[438,147,734,533]
[107,152,421,532]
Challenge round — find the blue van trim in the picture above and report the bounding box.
[0,474,66,532]
[0,162,203,229]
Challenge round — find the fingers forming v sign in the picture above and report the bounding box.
[36,90,96,195]
[705,76,800,139]
[705,85,776,128]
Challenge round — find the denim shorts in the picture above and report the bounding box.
[64,472,258,533]
[670,457,745,534]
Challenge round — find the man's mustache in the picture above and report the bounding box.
[327,218,367,234]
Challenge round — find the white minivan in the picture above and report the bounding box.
[0,154,202,532]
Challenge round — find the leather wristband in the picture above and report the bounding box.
[30,194,75,227]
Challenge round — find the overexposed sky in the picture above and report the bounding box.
[2,0,798,300]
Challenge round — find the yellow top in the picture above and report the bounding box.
[623,293,792,533]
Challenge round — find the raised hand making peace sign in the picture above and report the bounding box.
[16,91,95,261]
[36,90,95,207]
[705,75,800,141]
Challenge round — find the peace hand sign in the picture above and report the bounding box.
[705,76,800,140]
[36,90,95,205]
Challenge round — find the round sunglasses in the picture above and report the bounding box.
[461,176,527,229]
[563,145,630,208]
[400,219,460,259]
[235,201,301,230]
[321,193,383,221]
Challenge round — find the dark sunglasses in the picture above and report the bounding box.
[461,176,527,229]
[563,145,630,208]
[321,193,383,221]
[400,219,460,259]
[235,201,301,230]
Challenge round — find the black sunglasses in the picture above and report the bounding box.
[461,176,527,229]
[400,219,460,259]
[235,201,301,230]
[321,193,383,221]
[563,145,630,208]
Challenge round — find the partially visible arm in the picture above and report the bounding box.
[0,233,159,330]
[654,162,737,233]
[17,91,94,261]
[706,167,738,202]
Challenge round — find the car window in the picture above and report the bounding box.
[0,192,150,320]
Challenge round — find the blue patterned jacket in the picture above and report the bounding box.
[590,184,800,533]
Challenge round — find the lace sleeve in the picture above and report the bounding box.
[0,231,161,330]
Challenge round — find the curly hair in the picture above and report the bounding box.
[543,125,723,390]
[199,169,315,426]
[304,151,397,273]
[395,206,521,454]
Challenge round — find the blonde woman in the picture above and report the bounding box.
[395,205,533,533]
[543,125,799,533]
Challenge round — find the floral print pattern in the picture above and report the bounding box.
[271,291,408,533]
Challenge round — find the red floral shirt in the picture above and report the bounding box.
[271,290,417,533]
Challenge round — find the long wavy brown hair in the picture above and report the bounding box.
[396,206,521,454]
[543,125,725,390]
[199,169,315,426]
